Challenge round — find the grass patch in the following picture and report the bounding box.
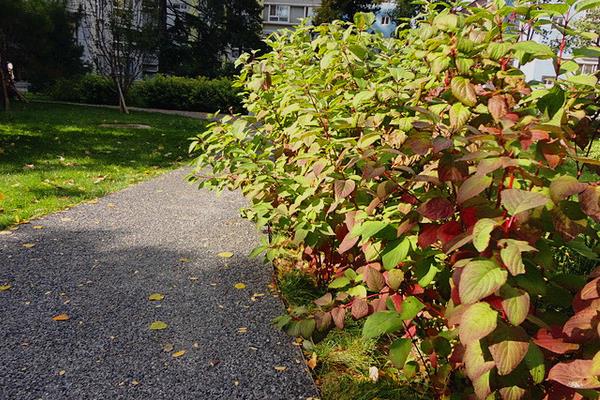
[278,269,324,307]
[0,102,204,229]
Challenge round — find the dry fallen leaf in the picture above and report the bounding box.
[0,231,12,236]
[32,225,44,230]
[172,350,186,358]
[179,257,190,263]
[148,293,165,301]
[0,285,11,291]
[234,283,246,290]
[163,343,174,352]
[189,276,199,281]
[307,352,318,370]
[22,243,35,249]
[60,217,72,222]
[52,314,70,321]
[217,251,234,258]
[274,366,287,372]
[369,366,379,382]
[237,327,248,333]
[131,380,140,386]
[149,321,168,330]
[58,370,66,376]
[192,342,199,348]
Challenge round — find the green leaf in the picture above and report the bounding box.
[329,276,350,289]
[451,77,477,107]
[389,338,412,368]
[499,387,527,400]
[501,189,548,215]
[363,311,404,339]
[149,321,168,330]
[525,343,546,384]
[500,240,532,276]
[500,285,530,326]
[567,74,598,87]
[459,302,498,345]
[397,296,425,320]
[472,218,497,252]
[512,41,555,58]
[459,259,508,304]
[347,285,368,298]
[352,221,387,240]
[352,90,376,108]
[449,102,472,131]
[573,46,600,58]
[386,269,405,290]
[382,238,411,270]
[576,0,600,12]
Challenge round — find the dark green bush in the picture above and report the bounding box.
[47,75,115,105]
[46,74,243,113]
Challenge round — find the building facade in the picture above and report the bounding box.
[261,1,322,35]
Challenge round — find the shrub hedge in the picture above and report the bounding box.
[192,2,600,399]
[46,74,243,113]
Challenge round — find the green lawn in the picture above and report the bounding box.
[0,102,204,229]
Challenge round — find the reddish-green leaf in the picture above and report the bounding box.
[580,186,600,222]
[457,175,492,205]
[459,302,498,344]
[562,306,598,342]
[351,298,369,319]
[550,176,587,203]
[500,239,536,276]
[472,370,492,400]
[581,277,600,300]
[499,386,526,400]
[500,285,530,326]
[501,189,548,215]
[459,259,507,304]
[449,102,471,130]
[464,340,495,381]
[488,95,508,121]
[334,179,356,199]
[548,360,600,389]
[533,328,580,354]
[451,76,477,106]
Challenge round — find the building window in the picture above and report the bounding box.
[267,5,290,23]
[381,15,391,25]
[579,62,598,74]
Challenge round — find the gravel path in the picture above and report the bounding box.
[0,169,319,400]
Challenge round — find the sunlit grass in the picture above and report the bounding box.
[0,102,204,229]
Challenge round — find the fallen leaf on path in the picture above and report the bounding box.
[217,252,234,258]
[172,350,186,358]
[149,321,168,330]
[131,380,140,386]
[192,342,199,348]
[179,258,190,263]
[22,243,35,249]
[107,203,116,208]
[189,276,199,281]
[274,366,287,372]
[250,293,265,301]
[163,343,174,352]
[32,225,44,230]
[52,314,70,321]
[307,352,318,370]
[60,217,72,222]
[58,370,66,376]
[234,283,246,290]
[148,293,165,301]
[237,327,248,333]
[0,285,11,291]
[0,231,12,236]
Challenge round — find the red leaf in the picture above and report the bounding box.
[418,223,440,248]
[437,221,462,245]
[543,382,585,400]
[548,360,600,389]
[562,306,600,343]
[438,155,469,182]
[461,207,478,227]
[418,198,455,220]
[331,307,346,329]
[579,186,600,222]
[397,219,417,237]
[488,95,508,121]
[533,328,579,354]
[338,232,359,254]
[351,298,369,319]
[390,293,403,312]
[581,277,600,301]
[334,179,356,198]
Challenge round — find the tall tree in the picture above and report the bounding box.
[160,0,264,77]
[0,0,84,94]
[81,0,158,113]
[313,0,380,24]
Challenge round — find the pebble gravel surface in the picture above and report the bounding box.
[0,169,319,400]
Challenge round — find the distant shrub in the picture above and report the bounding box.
[46,74,243,113]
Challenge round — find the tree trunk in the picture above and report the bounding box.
[116,80,129,114]
[0,55,10,111]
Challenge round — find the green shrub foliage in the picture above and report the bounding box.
[47,74,243,113]
[191,1,600,398]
